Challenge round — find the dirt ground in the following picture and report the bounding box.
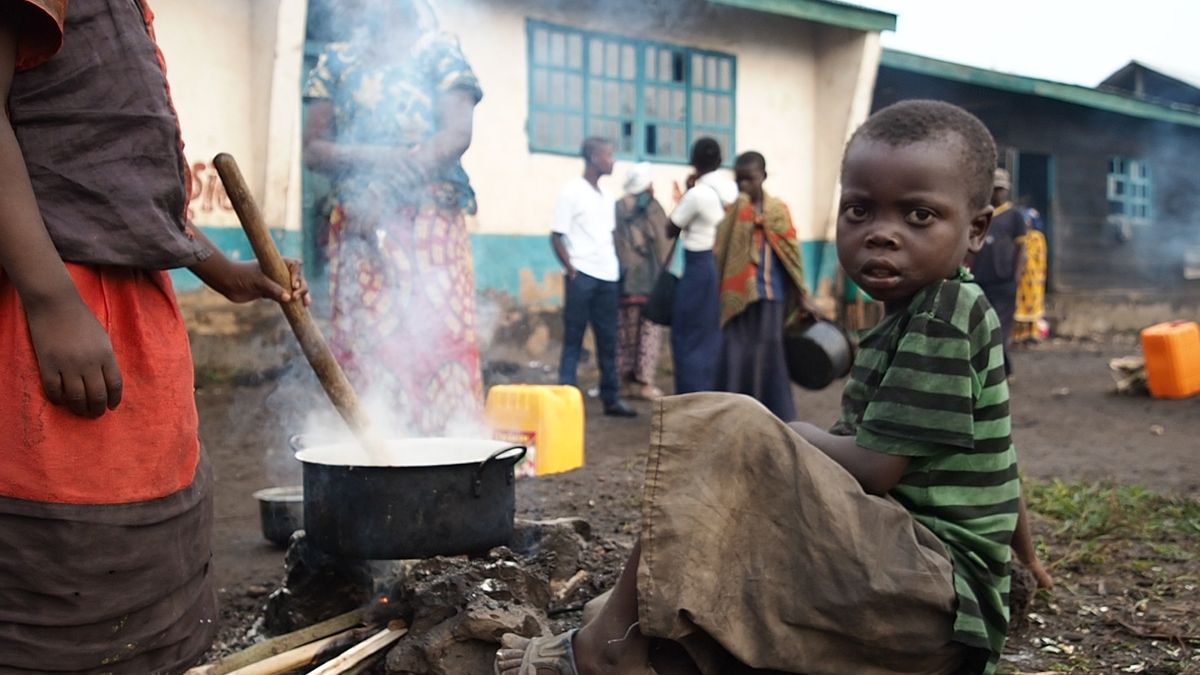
[200,336,1200,672]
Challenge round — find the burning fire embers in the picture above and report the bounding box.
[250,518,629,674]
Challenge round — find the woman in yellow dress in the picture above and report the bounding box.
[1013,206,1047,342]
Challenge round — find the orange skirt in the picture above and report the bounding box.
[0,264,200,505]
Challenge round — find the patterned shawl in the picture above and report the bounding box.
[713,191,807,327]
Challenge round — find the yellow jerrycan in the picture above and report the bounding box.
[485,385,585,477]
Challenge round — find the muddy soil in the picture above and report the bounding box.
[200,337,1200,671]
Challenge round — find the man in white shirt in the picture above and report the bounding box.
[551,137,637,417]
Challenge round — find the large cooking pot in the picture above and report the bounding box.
[291,437,527,560]
[784,319,854,390]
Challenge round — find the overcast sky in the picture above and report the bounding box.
[863,0,1200,87]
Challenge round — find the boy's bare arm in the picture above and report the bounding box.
[788,422,910,496]
[0,24,123,418]
[1012,494,1053,589]
[188,229,310,307]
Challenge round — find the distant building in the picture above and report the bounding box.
[1100,61,1200,110]
[874,51,1200,296]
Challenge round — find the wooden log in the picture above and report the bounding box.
[307,622,408,675]
[339,651,387,675]
[224,629,355,675]
[551,569,589,602]
[213,153,376,445]
[184,608,365,675]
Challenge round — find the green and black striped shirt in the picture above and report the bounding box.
[832,270,1019,675]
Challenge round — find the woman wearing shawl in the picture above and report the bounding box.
[303,0,484,434]
[713,152,817,420]
[615,163,670,399]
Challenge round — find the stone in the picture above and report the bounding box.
[262,531,374,635]
[380,551,551,674]
[511,518,591,581]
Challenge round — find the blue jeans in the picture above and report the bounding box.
[558,272,620,405]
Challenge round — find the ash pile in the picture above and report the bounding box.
[254,517,628,674]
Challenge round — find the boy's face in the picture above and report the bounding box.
[837,137,992,313]
[735,164,766,201]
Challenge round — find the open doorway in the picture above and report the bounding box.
[296,0,339,307]
[1016,151,1054,290]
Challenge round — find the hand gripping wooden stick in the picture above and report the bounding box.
[213,153,374,443]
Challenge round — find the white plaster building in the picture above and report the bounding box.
[152,0,894,298]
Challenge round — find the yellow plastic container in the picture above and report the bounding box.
[485,385,585,477]
[1141,321,1200,399]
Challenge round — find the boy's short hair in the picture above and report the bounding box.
[847,100,997,209]
[735,151,766,171]
[581,136,613,161]
[689,137,723,173]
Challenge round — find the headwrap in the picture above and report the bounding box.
[623,162,653,195]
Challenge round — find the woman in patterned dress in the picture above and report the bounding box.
[304,1,484,435]
[1013,205,1048,342]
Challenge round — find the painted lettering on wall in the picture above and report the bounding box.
[187,161,235,222]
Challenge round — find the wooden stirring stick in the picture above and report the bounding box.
[213,153,376,448]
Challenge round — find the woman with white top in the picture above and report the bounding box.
[667,138,738,393]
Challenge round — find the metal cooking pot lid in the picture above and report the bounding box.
[294,437,519,468]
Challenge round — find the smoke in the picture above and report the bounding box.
[1084,113,1200,288]
[293,0,503,460]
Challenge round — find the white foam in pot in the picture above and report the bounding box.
[294,437,519,468]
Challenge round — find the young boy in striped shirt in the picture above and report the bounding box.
[789,99,1053,673]
[497,100,1050,675]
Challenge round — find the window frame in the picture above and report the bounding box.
[525,19,737,165]
[1106,156,1153,227]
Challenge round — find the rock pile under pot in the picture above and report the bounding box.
[260,517,632,674]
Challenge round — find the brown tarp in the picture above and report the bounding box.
[637,393,964,675]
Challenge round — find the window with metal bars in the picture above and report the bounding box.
[527,20,736,164]
[1106,157,1152,227]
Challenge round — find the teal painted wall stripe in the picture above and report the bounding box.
[471,232,560,301]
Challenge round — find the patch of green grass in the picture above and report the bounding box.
[1025,479,1200,575]
[1026,480,1200,542]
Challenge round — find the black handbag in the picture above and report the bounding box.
[642,237,679,326]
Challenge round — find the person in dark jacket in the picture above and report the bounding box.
[970,168,1027,375]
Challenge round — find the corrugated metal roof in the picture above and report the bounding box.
[881,49,1200,129]
[709,0,896,32]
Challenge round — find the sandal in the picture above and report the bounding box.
[494,630,579,675]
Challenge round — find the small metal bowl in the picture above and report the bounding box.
[252,486,303,548]
[784,319,854,390]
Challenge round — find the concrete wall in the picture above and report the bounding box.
[810,26,880,296]
[153,0,259,227]
[152,0,306,292]
[438,0,826,238]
